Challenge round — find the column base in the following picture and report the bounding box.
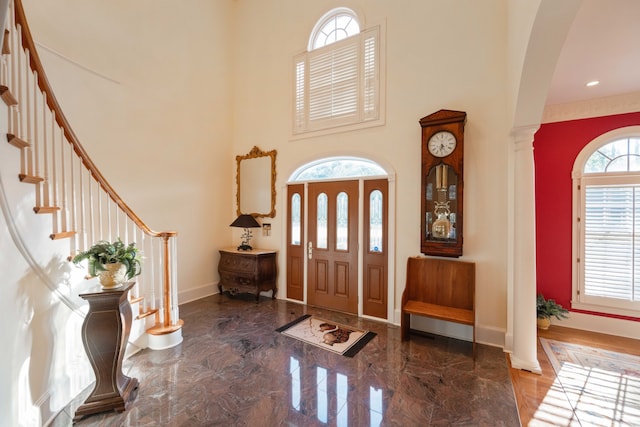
[509,353,542,375]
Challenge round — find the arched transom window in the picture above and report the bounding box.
[584,137,640,173]
[290,157,386,182]
[309,8,360,51]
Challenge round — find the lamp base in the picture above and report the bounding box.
[237,244,253,251]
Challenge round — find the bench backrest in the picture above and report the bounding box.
[403,257,475,310]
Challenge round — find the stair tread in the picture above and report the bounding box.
[34,206,60,214]
[2,29,9,55]
[50,231,76,240]
[0,85,17,106]
[136,308,159,320]
[7,133,29,149]
[147,319,184,335]
[19,174,44,184]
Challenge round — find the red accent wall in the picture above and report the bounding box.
[534,112,640,319]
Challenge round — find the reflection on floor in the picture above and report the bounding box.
[52,293,519,426]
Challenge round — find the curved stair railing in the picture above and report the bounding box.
[0,0,182,341]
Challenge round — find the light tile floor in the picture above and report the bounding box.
[52,293,520,426]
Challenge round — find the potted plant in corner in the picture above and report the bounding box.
[536,293,569,330]
[72,238,142,289]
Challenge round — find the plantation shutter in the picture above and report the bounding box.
[362,27,379,121]
[583,185,639,301]
[293,25,380,134]
[308,38,359,123]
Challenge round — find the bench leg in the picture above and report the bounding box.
[472,327,476,360]
[401,311,410,341]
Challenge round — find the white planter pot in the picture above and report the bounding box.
[99,263,127,289]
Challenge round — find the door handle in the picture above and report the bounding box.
[308,242,313,259]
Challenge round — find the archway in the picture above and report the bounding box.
[507,0,581,373]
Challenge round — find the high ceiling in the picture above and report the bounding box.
[546,0,640,106]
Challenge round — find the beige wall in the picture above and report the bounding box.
[22,0,236,298]
[232,0,510,341]
[2,0,585,424]
[21,0,514,341]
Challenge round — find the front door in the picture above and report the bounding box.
[307,180,359,314]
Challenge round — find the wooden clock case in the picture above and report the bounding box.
[419,109,467,257]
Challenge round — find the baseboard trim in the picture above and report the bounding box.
[178,282,219,305]
[555,311,640,340]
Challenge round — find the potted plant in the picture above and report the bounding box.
[72,238,142,289]
[536,293,569,330]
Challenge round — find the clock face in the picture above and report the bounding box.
[427,131,457,157]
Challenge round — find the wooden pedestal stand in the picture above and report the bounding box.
[74,281,139,421]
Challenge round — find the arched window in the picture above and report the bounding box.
[290,157,386,182]
[573,130,640,317]
[293,8,384,136]
[308,8,360,51]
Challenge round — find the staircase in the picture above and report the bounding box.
[0,0,183,349]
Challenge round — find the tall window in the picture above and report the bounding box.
[293,8,384,135]
[574,133,640,317]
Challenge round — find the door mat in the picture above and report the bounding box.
[540,337,640,426]
[276,314,376,357]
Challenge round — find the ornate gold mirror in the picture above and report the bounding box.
[236,146,277,218]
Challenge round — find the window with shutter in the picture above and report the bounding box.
[293,8,384,136]
[574,135,640,316]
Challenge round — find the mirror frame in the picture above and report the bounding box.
[236,146,277,218]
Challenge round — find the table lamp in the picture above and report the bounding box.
[230,214,261,251]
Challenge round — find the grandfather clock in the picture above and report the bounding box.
[420,109,467,257]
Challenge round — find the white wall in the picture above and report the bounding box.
[19,0,521,346]
[3,1,591,423]
[21,0,237,301]
[2,2,236,425]
[231,0,510,345]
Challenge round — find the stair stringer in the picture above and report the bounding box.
[0,99,148,426]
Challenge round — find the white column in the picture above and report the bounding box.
[507,125,541,374]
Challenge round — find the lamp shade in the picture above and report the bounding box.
[230,214,261,228]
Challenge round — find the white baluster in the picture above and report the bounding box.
[69,140,77,253]
[59,126,67,234]
[42,92,50,207]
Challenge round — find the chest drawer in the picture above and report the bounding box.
[219,253,257,275]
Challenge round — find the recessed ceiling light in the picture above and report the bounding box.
[586,80,600,87]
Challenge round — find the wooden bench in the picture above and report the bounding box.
[401,256,476,357]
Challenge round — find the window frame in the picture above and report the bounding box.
[572,126,640,317]
[292,10,385,139]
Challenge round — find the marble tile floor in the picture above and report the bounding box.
[51,293,520,426]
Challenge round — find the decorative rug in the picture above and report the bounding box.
[276,314,376,358]
[540,338,640,426]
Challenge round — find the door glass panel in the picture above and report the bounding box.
[291,193,301,245]
[369,190,383,252]
[336,192,348,250]
[317,193,328,249]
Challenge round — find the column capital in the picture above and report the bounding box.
[511,125,539,151]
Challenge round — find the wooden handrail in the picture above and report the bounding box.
[12,0,175,239]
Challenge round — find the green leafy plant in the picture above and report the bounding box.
[536,293,569,320]
[72,238,142,280]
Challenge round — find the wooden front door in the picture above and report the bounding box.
[363,179,388,319]
[307,180,359,314]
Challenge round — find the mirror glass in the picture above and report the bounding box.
[236,146,277,218]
